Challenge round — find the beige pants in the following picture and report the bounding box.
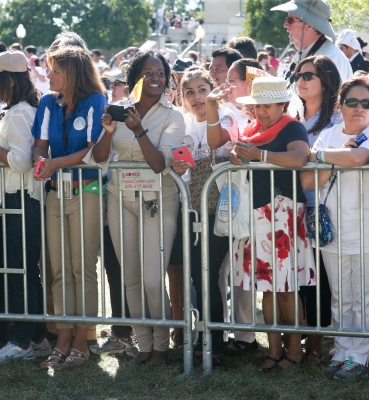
[108,192,179,352]
[46,190,100,329]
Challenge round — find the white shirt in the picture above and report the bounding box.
[311,123,369,254]
[0,102,41,201]
[226,102,248,135]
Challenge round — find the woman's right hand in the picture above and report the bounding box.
[101,106,117,135]
[171,159,192,175]
[229,148,243,166]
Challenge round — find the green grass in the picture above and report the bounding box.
[1,337,369,400]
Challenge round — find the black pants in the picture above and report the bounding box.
[103,226,132,338]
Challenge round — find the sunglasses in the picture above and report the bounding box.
[293,71,318,82]
[285,16,303,24]
[112,80,126,86]
[343,98,369,109]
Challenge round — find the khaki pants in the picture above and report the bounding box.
[108,192,179,352]
[46,190,100,329]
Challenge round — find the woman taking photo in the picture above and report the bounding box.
[0,51,50,361]
[301,75,369,379]
[231,76,315,371]
[89,50,185,365]
[171,68,238,365]
[294,55,341,364]
[32,46,107,368]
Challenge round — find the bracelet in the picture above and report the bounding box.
[207,120,220,127]
[263,150,268,163]
[259,150,263,163]
[317,149,325,163]
[135,129,148,139]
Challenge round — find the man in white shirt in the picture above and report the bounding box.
[271,0,353,88]
[336,29,369,73]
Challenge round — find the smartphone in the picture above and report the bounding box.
[236,141,250,164]
[107,105,134,122]
[171,145,195,167]
[34,160,45,175]
[356,133,368,147]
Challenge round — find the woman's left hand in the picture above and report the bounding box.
[125,107,144,136]
[342,137,357,148]
[207,83,235,103]
[233,141,261,161]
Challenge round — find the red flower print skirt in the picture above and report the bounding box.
[233,196,316,292]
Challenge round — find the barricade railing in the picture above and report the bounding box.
[201,162,369,373]
[0,161,195,375]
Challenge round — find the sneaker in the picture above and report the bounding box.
[89,332,137,356]
[0,342,35,361]
[326,360,345,375]
[31,338,52,357]
[333,357,367,380]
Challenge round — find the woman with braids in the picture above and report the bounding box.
[293,55,341,364]
[88,50,185,365]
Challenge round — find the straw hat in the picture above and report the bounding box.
[271,0,336,42]
[236,76,291,105]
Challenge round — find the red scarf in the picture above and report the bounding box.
[239,115,298,146]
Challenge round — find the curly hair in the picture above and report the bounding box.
[126,50,170,93]
[294,55,341,133]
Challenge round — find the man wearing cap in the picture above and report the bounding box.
[103,68,128,103]
[336,30,369,73]
[271,0,352,87]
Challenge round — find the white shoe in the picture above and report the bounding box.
[32,338,52,357]
[0,342,35,361]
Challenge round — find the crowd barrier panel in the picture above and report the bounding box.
[0,161,196,376]
[200,162,369,373]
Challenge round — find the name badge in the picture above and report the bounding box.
[118,169,160,191]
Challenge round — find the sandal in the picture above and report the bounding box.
[259,353,284,373]
[278,352,304,369]
[305,349,324,365]
[40,347,67,370]
[223,339,258,357]
[64,348,90,368]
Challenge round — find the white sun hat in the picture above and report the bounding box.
[336,29,362,53]
[236,76,291,105]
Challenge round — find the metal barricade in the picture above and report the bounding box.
[0,162,194,375]
[200,162,369,374]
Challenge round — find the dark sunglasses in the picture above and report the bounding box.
[112,80,126,86]
[293,71,318,82]
[285,16,303,24]
[343,98,369,109]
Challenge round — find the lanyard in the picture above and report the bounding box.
[62,104,78,156]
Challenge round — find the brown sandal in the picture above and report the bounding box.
[40,347,67,370]
[64,348,90,368]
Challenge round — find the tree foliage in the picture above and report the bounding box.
[243,0,368,49]
[0,0,151,50]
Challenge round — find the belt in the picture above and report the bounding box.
[50,178,96,190]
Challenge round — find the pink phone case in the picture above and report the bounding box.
[171,145,195,167]
[34,160,45,175]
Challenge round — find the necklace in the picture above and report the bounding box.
[195,119,207,149]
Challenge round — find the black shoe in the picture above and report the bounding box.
[223,339,258,357]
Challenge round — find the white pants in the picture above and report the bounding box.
[218,252,256,343]
[322,252,369,366]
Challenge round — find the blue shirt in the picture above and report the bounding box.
[32,93,107,180]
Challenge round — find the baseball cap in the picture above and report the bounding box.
[0,50,28,73]
[171,58,193,72]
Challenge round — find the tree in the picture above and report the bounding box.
[243,0,369,49]
[0,0,151,50]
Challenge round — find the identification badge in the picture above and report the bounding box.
[118,169,160,191]
[57,171,73,199]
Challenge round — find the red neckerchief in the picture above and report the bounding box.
[239,115,298,146]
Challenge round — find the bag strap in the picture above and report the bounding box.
[323,173,337,206]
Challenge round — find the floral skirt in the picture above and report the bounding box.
[233,196,316,292]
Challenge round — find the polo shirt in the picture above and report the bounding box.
[32,93,107,180]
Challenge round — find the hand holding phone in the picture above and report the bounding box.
[236,141,250,164]
[171,145,195,167]
[34,159,45,175]
[107,105,135,122]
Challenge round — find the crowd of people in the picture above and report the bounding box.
[1,0,369,380]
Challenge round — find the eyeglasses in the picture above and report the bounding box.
[225,77,246,85]
[293,71,318,82]
[343,98,369,109]
[285,16,303,25]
